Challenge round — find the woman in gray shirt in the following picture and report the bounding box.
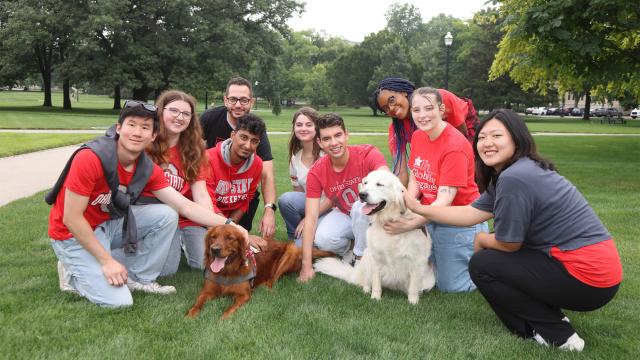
[403,109,622,352]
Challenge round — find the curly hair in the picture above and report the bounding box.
[287,107,322,164]
[147,90,208,184]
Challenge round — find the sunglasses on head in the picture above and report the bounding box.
[124,100,157,112]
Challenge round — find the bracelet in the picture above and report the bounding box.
[225,218,234,225]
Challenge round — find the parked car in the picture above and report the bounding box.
[594,108,621,117]
[631,108,640,119]
[571,108,584,116]
[546,107,560,115]
[525,107,535,115]
[561,107,574,116]
[531,107,547,115]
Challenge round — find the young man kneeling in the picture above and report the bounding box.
[48,101,249,307]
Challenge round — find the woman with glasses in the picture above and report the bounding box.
[277,107,325,242]
[383,87,487,293]
[148,90,213,274]
[372,77,477,186]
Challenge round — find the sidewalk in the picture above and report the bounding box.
[0,144,78,206]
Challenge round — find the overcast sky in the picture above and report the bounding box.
[287,0,492,42]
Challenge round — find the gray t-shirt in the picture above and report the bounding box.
[472,157,610,253]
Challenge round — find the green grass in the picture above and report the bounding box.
[0,133,96,157]
[1,134,639,359]
[2,91,640,134]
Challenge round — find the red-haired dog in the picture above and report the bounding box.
[186,224,333,319]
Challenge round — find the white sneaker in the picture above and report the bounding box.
[559,332,585,352]
[57,261,78,294]
[532,331,549,347]
[127,279,176,295]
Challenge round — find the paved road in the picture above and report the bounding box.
[1,130,639,207]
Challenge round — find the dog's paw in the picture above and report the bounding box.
[185,308,199,318]
[408,294,419,305]
[371,291,382,300]
[362,285,371,294]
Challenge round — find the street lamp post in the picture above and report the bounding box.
[254,81,259,110]
[444,32,453,90]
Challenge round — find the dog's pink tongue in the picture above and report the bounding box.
[210,257,227,273]
[362,203,377,215]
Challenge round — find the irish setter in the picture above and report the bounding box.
[186,224,333,319]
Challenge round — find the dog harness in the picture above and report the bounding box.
[204,249,257,287]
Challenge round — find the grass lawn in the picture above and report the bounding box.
[1,134,638,359]
[2,90,640,134]
[0,133,96,157]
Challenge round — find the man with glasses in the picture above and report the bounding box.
[200,76,276,238]
[48,101,249,307]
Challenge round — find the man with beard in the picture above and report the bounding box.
[206,114,265,225]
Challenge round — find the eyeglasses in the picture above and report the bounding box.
[124,100,157,112]
[227,97,252,105]
[381,95,396,115]
[164,107,192,119]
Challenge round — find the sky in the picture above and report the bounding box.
[287,0,492,42]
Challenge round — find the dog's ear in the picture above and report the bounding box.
[204,227,216,266]
[392,178,407,214]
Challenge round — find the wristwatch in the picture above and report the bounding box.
[264,203,277,212]
[225,218,234,225]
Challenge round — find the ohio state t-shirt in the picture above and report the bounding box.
[409,124,479,205]
[306,144,387,215]
[48,149,169,240]
[162,145,208,228]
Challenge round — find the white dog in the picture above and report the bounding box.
[314,169,435,304]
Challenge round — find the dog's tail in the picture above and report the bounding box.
[313,257,358,284]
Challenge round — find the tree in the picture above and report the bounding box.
[385,3,422,43]
[490,0,640,119]
[454,8,553,110]
[0,0,82,107]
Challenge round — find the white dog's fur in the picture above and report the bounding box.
[314,169,436,304]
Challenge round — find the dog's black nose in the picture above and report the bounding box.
[211,246,222,257]
[359,191,367,202]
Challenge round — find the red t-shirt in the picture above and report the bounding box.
[206,143,262,217]
[48,149,169,240]
[550,239,623,288]
[409,124,479,206]
[307,144,387,215]
[162,145,208,228]
[439,89,467,129]
[387,89,467,160]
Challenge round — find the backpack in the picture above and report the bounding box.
[462,97,480,142]
[45,127,159,254]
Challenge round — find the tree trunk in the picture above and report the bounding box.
[113,85,121,110]
[62,78,71,109]
[35,44,53,107]
[60,46,72,110]
[583,88,591,120]
[132,86,152,101]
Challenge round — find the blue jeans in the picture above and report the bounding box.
[295,201,369,257]
[160,225,207,276]
[427,221,489,293]
[278,191,306,240]
[51,204,178,307]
